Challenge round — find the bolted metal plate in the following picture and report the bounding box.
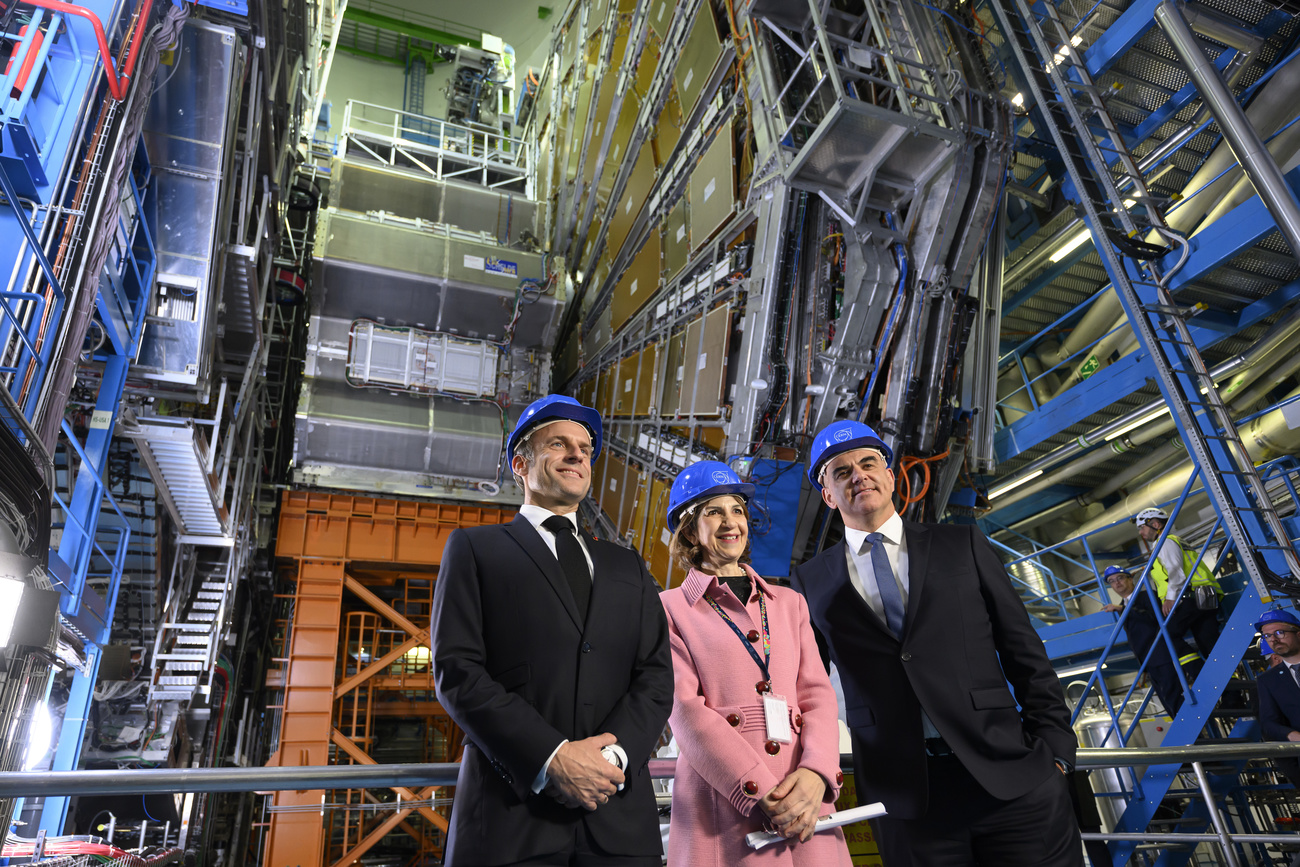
[611,228,663,332]
[664,197,690,280]
[674,5,723,121]
[688,122,735,251]
[607,143,657,258]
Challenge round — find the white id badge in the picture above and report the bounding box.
[763,693,792,743]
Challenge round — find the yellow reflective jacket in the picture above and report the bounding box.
[1151,534,1219,600]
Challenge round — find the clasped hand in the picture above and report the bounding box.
[758,767,826,843]
[544,732,625,811]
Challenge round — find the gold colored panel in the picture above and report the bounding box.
[598,95,640,208]
[678,306,730,416]
[664,197,690,279]
[578,377,596,408]
[697,426,725,451]
[583,305,612,359]
[611,347,658,417]
[640,477,675,588]
[607,144,656,259]
[591,451,608,509]
[567,79,595,182]
[661,328,685,415]
[633,34,658,101]
[595,368,614,417]
[674,5,723,120]
[648,0,677,41]
[557,334,581,385]
[602,454,639,535]
[688,122,735,250]
[584,70,621,188]
[611,229,662,333]
[653,88,684,165]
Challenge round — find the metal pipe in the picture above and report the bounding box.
[1155,0,1300,259]
[1192,760,1243,867]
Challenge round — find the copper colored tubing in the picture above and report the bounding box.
[19,0,155,101]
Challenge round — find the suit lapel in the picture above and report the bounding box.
[902,520,930,633]
[505,514,582,631]
[826,539,893,638]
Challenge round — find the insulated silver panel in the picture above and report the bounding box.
[293,379,503,480]
[138,19,244,393]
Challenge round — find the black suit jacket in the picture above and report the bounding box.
[791,520,1075,819]
[432,514,673,865]
[1258,662,1300,742]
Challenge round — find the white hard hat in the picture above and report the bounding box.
[1133,508,1168,524]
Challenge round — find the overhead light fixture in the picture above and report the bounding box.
[1011,92,1024,107]
[404,645,431,668]
[0,577,24,647]
[1049,230,1091,263]
[24,701,51,771]
[988,469,1044,500]
[1104,406,1170,441]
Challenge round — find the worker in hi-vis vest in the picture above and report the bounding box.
[1133,508,1223,664]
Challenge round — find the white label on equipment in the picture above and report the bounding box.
[698,354,708,370]
[625,196,634,213]
[464,254,485,271]
[661,527,671,545]
[609,477,617,491]
[657,2,666,21]
[676,224,686,242]
[704,177,717,202]
[676,365,684,382]
[625,378,633,392]
[630,278,638,295]
[90,410,113,430]
[683,68,694,92]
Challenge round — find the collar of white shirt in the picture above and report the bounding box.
[518,504,579,534]
[843,511,904,556]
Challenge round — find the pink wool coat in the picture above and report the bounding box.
[661,565,852,867]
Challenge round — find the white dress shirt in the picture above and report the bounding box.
[1156,537,1187,602]
[842,512,940,739]
[516,504,623,791]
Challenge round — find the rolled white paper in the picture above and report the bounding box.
[745,802,888,850]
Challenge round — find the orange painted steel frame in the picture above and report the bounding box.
[263,492,513,867]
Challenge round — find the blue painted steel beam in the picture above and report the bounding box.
[995,272,1300,460]
[1083,0,1164,77]
[1164,166,1300,293]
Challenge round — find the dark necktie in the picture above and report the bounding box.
[1291,663,1300,688]
[866,532,905,638]
[543,515,591,619]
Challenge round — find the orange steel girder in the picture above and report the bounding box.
[264,492,512,867]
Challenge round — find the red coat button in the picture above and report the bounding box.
[743,780,758,795]
[747,629,760,642]
[756,680,769,694]
[794,714,803,728]
[765,740,781,755]
[726,713,740,727]
[835,771,844,785]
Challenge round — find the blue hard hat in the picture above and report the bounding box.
[1102,565,1132,581]
[806,420,894,491]
[507,394,603,461]
[666,461,755,532]
[1256,608,1300,633]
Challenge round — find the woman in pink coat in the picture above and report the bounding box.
[659,461,852,866]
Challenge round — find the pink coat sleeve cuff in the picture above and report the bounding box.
[799,743,844,802]
[726,759,783,816]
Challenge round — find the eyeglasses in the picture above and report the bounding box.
[1261,628,1300,640]
[1104,575,1129,585]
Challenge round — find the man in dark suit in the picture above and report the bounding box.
[432,395,673,866]
[1254,608,1300,788]
[1099,565,1198,714]
[790,420,1081,866]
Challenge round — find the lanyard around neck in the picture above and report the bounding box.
[704,585,772,692]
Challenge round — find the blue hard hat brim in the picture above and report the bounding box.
[508,402,604,460]
[808,437,893,490]
[666,483,756,532]
[1255,610,1300,632]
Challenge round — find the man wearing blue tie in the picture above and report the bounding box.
[1254,609,1300,788]
[790,421,1081,866]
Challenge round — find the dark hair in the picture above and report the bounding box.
[669,495,752,572]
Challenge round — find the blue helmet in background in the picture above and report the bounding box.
[1255,608,1300,633]
[1102,565,1132,582]
[507,394,603,461]
[666,461,755,532]
[806,420,893,490]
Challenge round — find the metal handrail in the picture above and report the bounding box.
[6,741,1300,796]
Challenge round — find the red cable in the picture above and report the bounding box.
[19,0,155,100]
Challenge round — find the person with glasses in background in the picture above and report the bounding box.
[1099,566,1197,715]
[1254,609,1300,788]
